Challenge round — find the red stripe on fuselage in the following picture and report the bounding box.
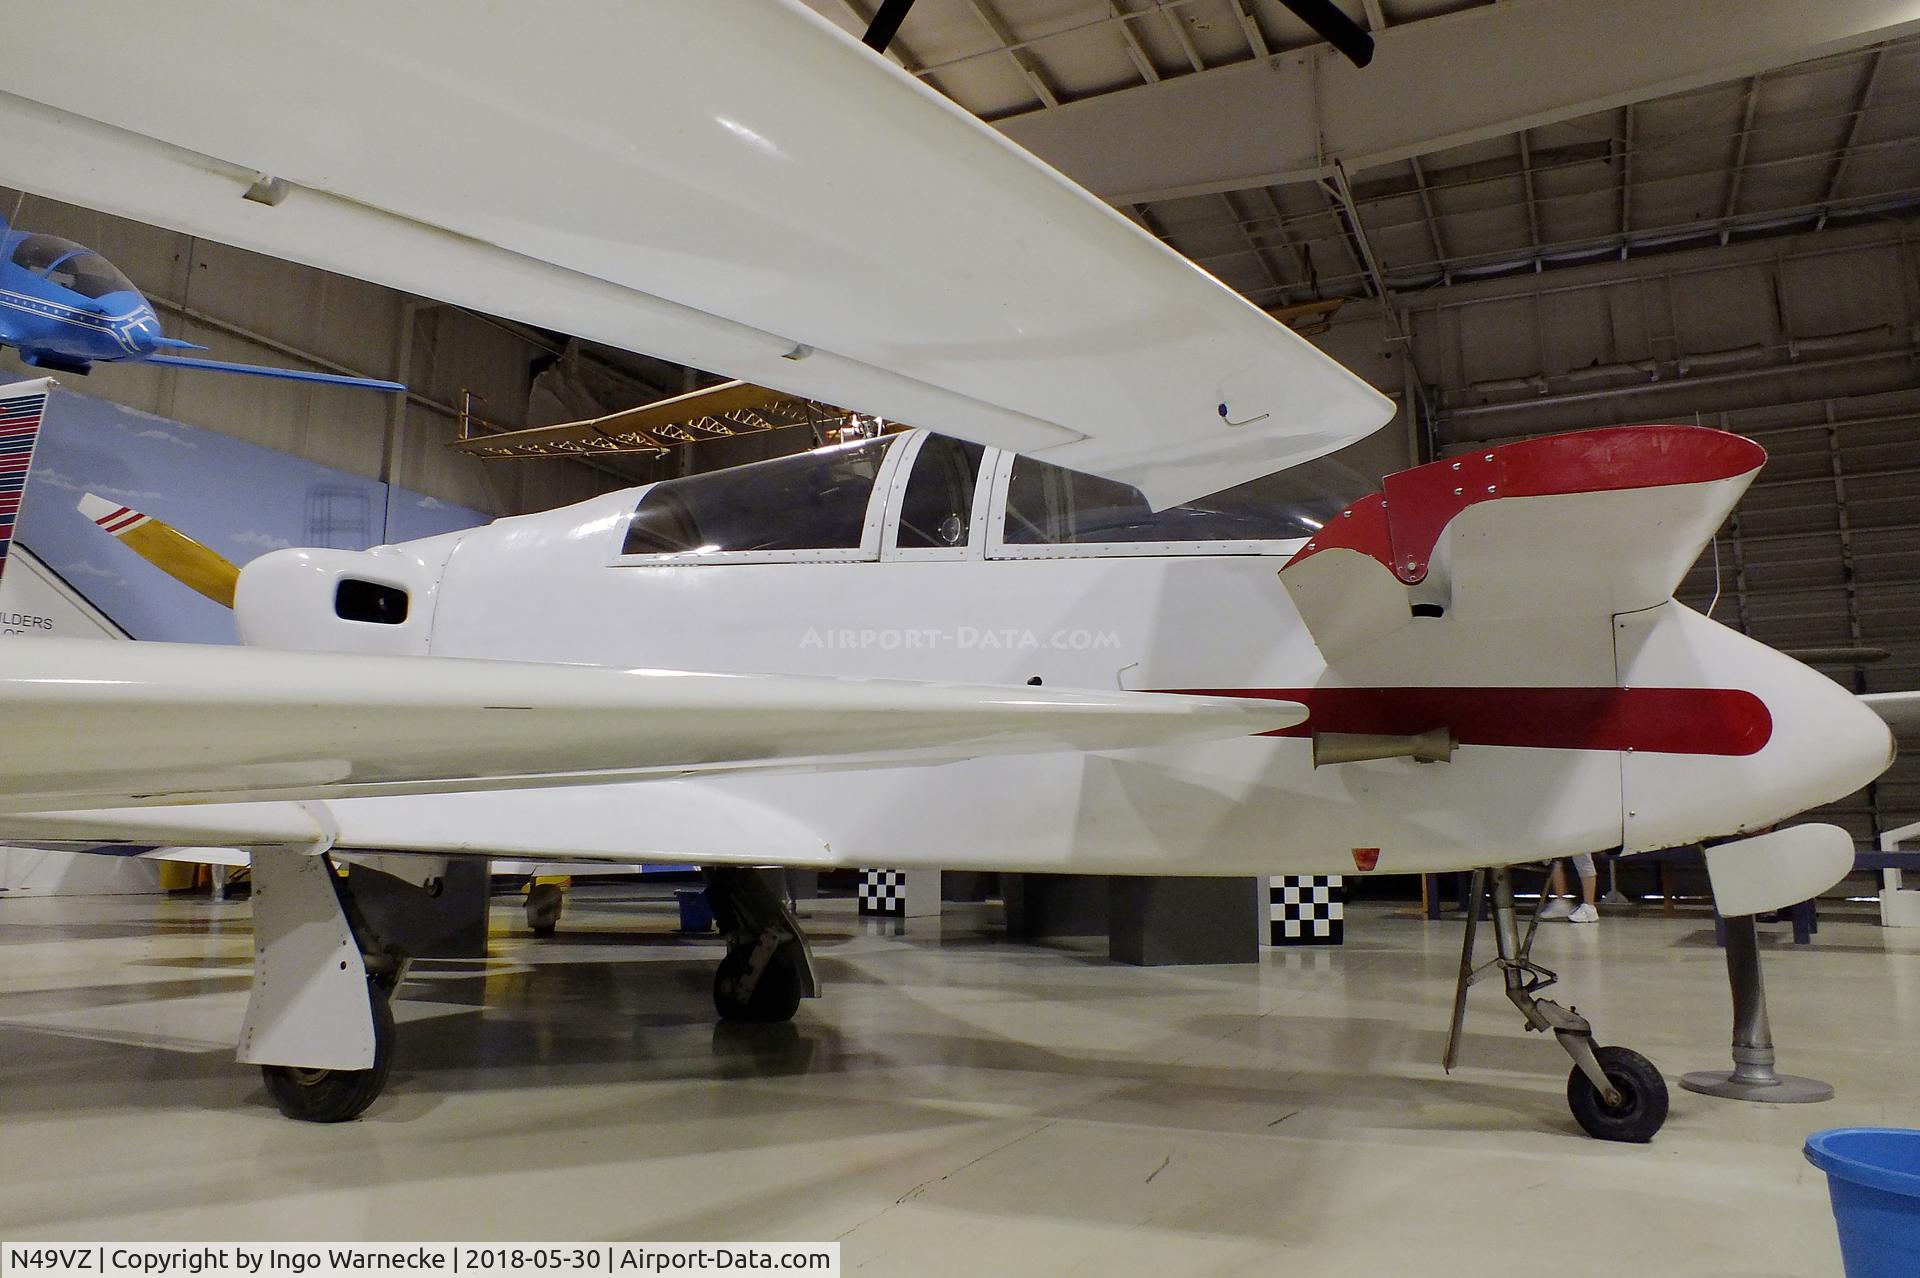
[1161,686,1772,756]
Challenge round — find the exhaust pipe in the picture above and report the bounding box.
[1312,728,1457,767]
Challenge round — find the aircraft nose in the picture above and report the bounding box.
[1620,606,1895,851]
[1726,636,1893,833]
[1790,658,1896,796]
[122,308,164,355]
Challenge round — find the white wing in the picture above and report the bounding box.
[8,785,834,866]
[0,0,1391,506]
[0,639,1301,814]
[1863,691,1920,735]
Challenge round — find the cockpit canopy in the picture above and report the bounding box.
[621,431,1369,560]
[624,437,895,556]
[7,233,138,300]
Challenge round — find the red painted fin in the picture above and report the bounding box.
[1286,425,1766,584]
[1293,491,1391,567]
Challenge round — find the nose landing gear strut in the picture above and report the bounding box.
[1445,864,1670,1143]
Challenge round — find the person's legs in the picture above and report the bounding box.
[1569,853,1599,923]
[1542,862,1575,918]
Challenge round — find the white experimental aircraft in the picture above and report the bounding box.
[0,2,1903,1138]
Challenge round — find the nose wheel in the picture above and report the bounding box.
[1445,864,1670,1142]
[714,941,805,1023]
[1567,1044,1668,1143]
[243,846,411,1122]
[704,867,818,1026]
[261,978,397,1122]
[525,880,565,935]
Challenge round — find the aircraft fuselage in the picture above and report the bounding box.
[229,429,1893,878]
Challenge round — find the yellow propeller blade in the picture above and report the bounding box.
[77,493,241,609]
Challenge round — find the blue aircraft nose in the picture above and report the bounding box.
[124,308,165,355]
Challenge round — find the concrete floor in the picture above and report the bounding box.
[2,887,1916,1275]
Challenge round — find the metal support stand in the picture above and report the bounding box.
[1680,913,1832,1103]
[1601,854,1629,907]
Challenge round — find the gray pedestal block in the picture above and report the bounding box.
[1004,873,1260,965]
[1108,876,1260,966]
[1003,872,1109,939]
[941,871,996,903]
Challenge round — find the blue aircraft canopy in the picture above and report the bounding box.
[9,232,136,300]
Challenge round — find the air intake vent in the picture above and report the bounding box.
[335,579,409,625]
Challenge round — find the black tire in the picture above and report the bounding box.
[261,985,396,1123]
[526,883,563,936]
[1567,1045,1669,1143]
[713,944,803,1024]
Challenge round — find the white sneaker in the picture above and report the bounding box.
[1539,898,1576,919]
[1568,903,1599,924]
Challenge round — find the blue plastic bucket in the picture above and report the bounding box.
[1805,1128,1920,1278]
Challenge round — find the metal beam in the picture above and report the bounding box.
[1107,0,1163,84]
[1228,0,1269,59]
[1220,189,1290,299]
[1322,161,1404,339]
[1443,347,1913,421]
[910,0,1200,80]
[1160,0,1207,72]
[1186,177,1920,295]
[1408,155,1449,277]
[1720,75,1763,240]
[1824,400,1869,686]
[1253,185,1313,283]
[1517,130,1543,268]
[1618,103,1635,256]
[1332,132,1920,277]
[1817,46,1887,229]
[996,0,1920,203]
[965,0,1061,109]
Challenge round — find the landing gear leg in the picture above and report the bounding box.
[1446,864,1669,1142]
[1680,912,1832,1103]
[704,867,818,1024]
[242,845,408,1122]
[526,879,565,935]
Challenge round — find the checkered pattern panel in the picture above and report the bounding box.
[858,868,906,917]
[1269,875,1344,946]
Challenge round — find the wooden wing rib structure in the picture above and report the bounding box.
[450,380,872,460]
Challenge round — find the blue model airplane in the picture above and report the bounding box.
[0,219,404,391]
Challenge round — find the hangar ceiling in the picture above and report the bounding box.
[832,0,1495,120]
[1126,37,1919,308]
[805,0,1919,309]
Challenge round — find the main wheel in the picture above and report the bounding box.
[713,944,803,1024]
[526,882,564,935]
[1568,1045,1669,1143]
[261,985,396,1123]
